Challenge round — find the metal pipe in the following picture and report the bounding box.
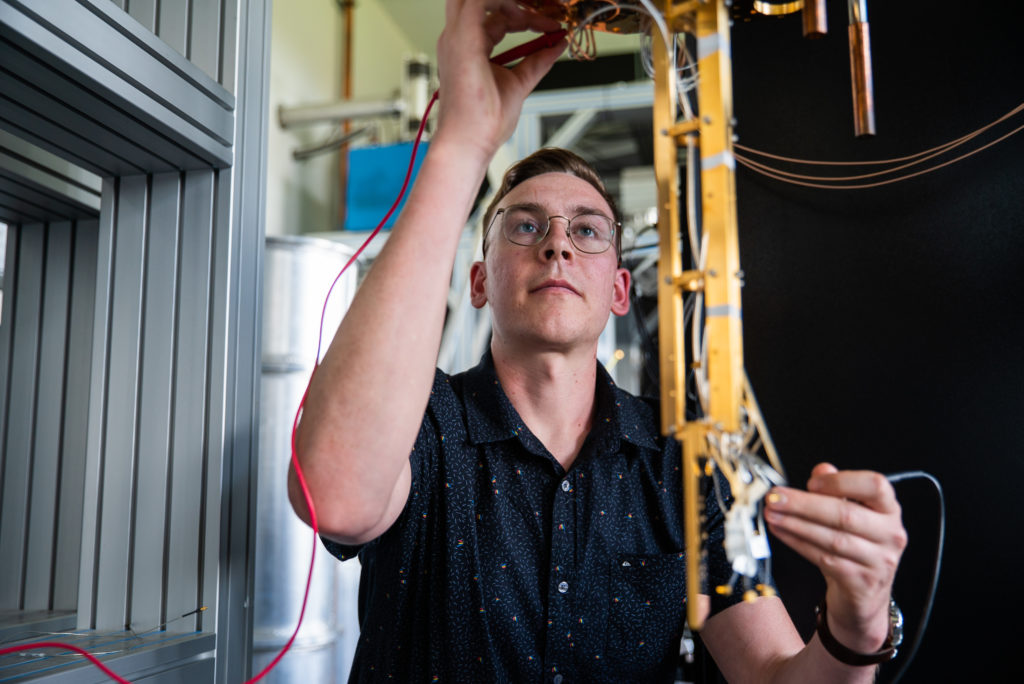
[847,0,875,136]
[254,236,360,683]
[404,55,431,139]
[292,126,370,162]
[848,0,868,23]
[339,0,355,228]
[278,98,405,129]
[802,0,827,38]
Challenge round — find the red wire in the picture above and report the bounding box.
[0,93,438,682]
[0,642,132,683]
[491,28,567,65]
[0,28,565,681]
[250,87,439,684]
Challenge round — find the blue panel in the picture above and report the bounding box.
[343,141,429,232]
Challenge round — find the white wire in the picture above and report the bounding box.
[694,293,709,413]
[639,27,655,77]
[674,32,700,114]
[585,3,696,123]
[638,22,699,77]
[685,134,700,263]
[635,0,673,61]
[635,0,693,121]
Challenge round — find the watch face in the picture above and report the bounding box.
[890,599,905,648]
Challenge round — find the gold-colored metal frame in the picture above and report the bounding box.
[653,0,760,630]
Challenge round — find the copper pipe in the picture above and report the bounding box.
[338,0,355,228]
[802,0,827,38]
[848,19,875,136]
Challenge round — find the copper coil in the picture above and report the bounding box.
[519,0,646,34]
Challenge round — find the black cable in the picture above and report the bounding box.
[682,291,702,410]
[628,282,661,392]
[883,470,945,684]
[625,273,703,407]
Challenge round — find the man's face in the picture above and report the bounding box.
[470,172,631,353]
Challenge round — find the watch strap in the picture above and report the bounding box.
[815,599,900,666]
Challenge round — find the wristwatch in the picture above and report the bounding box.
[815,598,904,666]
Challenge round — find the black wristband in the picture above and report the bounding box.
[815,599,902,666]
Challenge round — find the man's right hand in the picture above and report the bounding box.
[434,0,565,164]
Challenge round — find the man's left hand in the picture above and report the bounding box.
[764,462,907,652]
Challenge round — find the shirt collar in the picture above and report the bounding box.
[460,351,660,454]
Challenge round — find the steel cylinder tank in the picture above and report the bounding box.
[254,235,360,683]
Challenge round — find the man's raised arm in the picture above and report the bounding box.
[289,0,565,544]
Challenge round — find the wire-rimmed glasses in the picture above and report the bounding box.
[486,206,619,255]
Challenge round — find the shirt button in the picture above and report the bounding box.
[561,480,570,492]
[558,581,569,594]
[553,675,563,684]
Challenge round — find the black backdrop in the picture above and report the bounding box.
[537,1,1023,680]
[730,1,1024,682]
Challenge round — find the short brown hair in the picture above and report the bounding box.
[482,147,622,262]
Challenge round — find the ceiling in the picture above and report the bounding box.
[375,0,641,65]
[376,0,445,59]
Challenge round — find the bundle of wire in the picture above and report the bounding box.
[735,101,1024,190]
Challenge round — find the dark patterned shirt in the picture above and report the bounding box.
[324,352,742,683]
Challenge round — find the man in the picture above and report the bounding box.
[290,1,907,681]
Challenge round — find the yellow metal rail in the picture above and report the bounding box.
[654,0,764,630]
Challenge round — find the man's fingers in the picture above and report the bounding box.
[506,40,565,89]
[765,500,902,565]
[498,1,563,33]
[767,485,904,546]
[767,523,876,576]
[764,478,908,580]
[807,467,900,514]
[482,1,564,48]
[483,9,518,50]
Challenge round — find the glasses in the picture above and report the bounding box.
[487,206,619,256]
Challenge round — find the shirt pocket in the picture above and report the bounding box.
[604,552,688,677]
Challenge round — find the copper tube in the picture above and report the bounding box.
[802,0,827,37]
[338,0,354,228]
[848,20,875,136]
